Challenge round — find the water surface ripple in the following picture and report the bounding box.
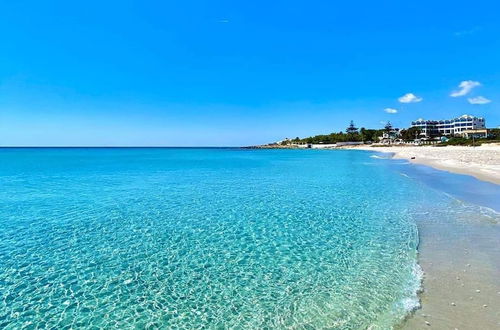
[0,148,491,329]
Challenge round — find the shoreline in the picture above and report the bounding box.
[347,144,500,185]
[401,204,500,329]
[252,144,500,328]
[355,145,500,329]
[248,143,500,185]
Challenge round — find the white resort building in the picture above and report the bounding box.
[411,114,486,138]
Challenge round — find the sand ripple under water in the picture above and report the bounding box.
[0,148,493,329]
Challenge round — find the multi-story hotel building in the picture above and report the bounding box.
[411,114,486,137]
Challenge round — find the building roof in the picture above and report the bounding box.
[412,114,484,123]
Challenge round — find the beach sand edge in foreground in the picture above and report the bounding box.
[400,209,500,329]
[350,144,500,329]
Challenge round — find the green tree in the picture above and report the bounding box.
[400,127,422,141]
[487,128,500,140]
[346,120,358,134]
[345,121,360,142]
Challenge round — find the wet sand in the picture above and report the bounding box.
[349,146,500,329]
[379,156,500,330]
[401,208,500,329]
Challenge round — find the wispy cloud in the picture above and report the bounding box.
[384,108,398,114]
[398,93,423,103]
[468,96,491,105]
[450,80,481,97]
[217,19,230,23]
[454,26,481,37]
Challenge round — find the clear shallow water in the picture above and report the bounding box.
[0,148,496,329]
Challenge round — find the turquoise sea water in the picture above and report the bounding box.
[0,148,497,329]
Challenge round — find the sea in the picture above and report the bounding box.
[0,148,498,329]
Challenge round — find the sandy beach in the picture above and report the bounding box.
[349,144,500,329]
[351,144,500,185]
[401,210,500,330]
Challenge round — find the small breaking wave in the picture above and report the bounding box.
[369,153,394,160]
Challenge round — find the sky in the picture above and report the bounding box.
[0,0,499,146]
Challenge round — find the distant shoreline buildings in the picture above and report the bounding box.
[271,114,492,147]
[411,114,486,138]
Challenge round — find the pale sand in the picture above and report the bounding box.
[347,144,500,329]
[400,211,500,330]
[350,144,500,185]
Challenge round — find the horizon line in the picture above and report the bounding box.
[0,146,246,149]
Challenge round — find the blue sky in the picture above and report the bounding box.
[0,0,499,146]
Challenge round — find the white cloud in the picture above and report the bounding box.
[384,108,398,114]
[450,80,481,97]
[398,93,423,103]
[468,96,491,104]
